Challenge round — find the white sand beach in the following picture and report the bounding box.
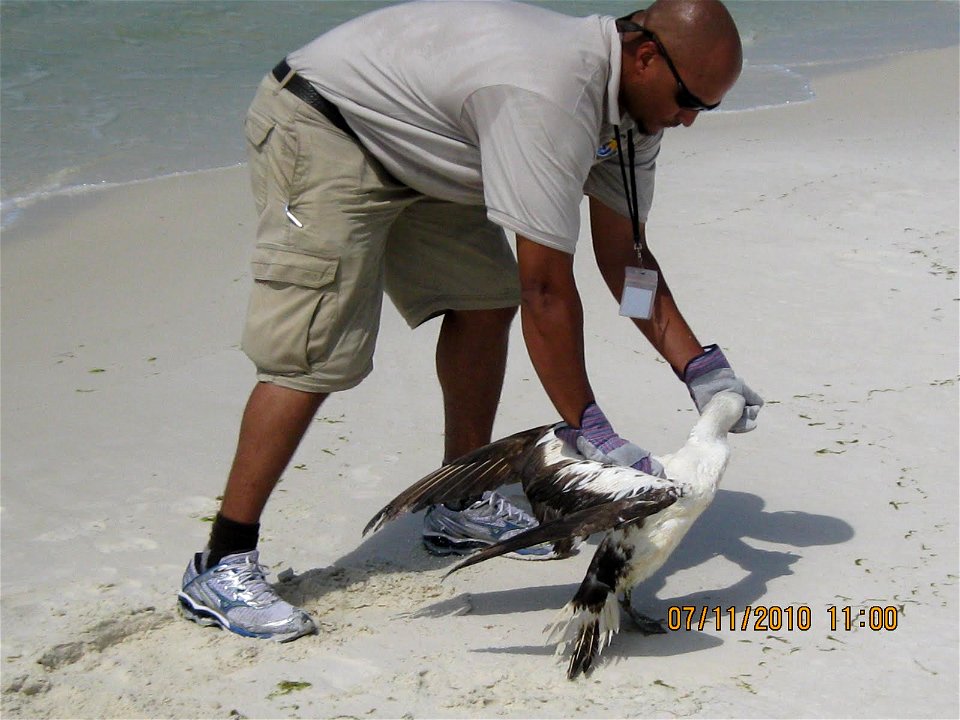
[2,48,958,718]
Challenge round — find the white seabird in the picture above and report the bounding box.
[364,391,746,679]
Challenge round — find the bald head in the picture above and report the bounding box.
[627,0,742,96]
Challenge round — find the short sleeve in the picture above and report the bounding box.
[463,85,597,254]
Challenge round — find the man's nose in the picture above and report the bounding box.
[678,108,700,127]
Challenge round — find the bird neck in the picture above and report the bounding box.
[689,417,726,444]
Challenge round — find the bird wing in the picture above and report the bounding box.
[443,487,680,576]
[363,424,554,536]
[522,431,682,521]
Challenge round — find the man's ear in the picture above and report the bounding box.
[633,41,658,75]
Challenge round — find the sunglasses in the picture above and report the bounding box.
[616,14,721,111]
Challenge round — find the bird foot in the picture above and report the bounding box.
[619,602,668,635]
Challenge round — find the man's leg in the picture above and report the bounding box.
[435,307,515,463]
[178,382,325,642]
[201,382,325,566]
[180,67,417,641]
[424,305,556,559]
[383,201,553,557]
[219,382,327,524]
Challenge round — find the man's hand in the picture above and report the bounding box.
[556,402,666,477]
[682,345,763,432]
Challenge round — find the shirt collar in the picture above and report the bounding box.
[602,15,623,126]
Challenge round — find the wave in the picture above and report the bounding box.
[0,163,246,232]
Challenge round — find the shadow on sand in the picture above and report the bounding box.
[464,488,854,661]
[278,487,853,663]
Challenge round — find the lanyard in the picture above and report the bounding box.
[613,125,644,265]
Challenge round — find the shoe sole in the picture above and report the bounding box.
[422,534,487,557]
[422,534,559,561]
[177,593,314,643]
[503,547,560,561]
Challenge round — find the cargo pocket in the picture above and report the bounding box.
[244,112,278,212]
[241,245,340,375]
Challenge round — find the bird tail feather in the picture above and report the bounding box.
[544,593,620,679]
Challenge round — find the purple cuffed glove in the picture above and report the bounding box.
[682,344,763,433]
[556,402,666,477]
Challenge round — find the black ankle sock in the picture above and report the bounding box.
[206,512,260,568]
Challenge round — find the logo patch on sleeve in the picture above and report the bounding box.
[596,138,618,159]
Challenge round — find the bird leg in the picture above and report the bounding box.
[619,590,668,635]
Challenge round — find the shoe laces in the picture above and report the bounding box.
[214,556,277,606]
[471,491,534,525]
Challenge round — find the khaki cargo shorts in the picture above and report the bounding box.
[241,73,520,393]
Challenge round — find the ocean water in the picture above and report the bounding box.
[1,0,957,227]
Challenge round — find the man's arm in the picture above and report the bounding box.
[516,233,667,474]
[589,196,764,432]
[515,235,594,426]
[588,196,702,375]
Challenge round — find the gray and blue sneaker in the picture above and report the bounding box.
[422,491,557,560]
[178,550,316,642]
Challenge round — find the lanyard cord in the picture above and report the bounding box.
[613,125,643,265]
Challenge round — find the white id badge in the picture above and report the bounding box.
[619,267,659,320]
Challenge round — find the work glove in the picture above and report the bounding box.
[682,344,763,433]
[556,402,666,477]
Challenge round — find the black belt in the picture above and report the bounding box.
[272,59,358,141]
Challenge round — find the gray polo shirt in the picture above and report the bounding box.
[288,0,660,254]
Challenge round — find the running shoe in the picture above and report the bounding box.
[178,550,316,642]
[422,491,557,560]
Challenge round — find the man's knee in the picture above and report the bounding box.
[446,305,518,331]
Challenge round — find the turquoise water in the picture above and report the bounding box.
[1,0,957,225]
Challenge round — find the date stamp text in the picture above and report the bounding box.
[666,605,899,632]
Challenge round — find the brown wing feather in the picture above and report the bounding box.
[363,424,554,536]
[442,489,679,576]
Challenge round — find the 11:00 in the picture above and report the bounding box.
[828,605,899,631]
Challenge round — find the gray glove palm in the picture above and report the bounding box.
[683,344,763,433]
